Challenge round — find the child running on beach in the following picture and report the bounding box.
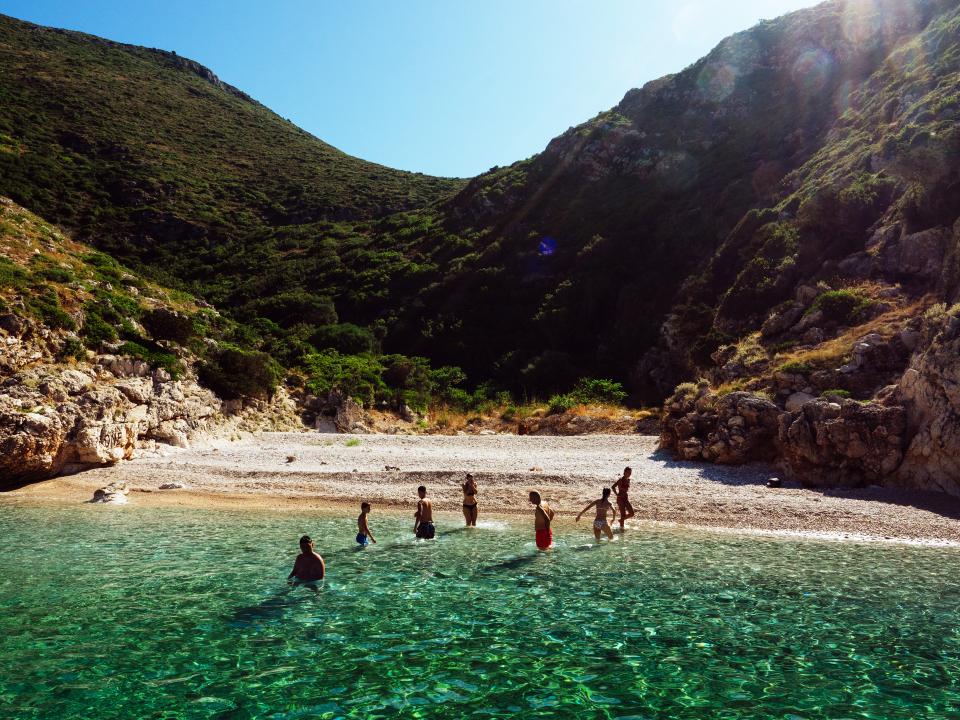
[357,502,376,546]
[414,485,436,539]
[612,466,636,531]
[462,473,478,527]
[287,535,325,583]
[529,491,555,550]
[576,487,617,541]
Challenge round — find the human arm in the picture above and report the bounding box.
[576,500,597,521]
[287,556,300,581]
[361,516,376,543]
[414,501,422,533]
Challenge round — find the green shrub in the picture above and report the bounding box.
[26,287,75,330]
[310,323,377,354]
[548,393,578,415]
[570,377,628,405]
[673,382,699,401]
[30,255,75,283]
[59,337,85,361]
[0,257,30,290]
[118,340,184,378]
[779,360,813,374]
[142,307,195,344]
[820,388,851,400]
[809,290,872,325]
[199,346,282,399]
[81,304,119,348]
[303,351,387,406]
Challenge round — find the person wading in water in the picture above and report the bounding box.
[462,473,478,527]
[529,491,555,550]
[612,467,635,531]
[576,487,617,542]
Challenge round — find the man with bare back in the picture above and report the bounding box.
[414,485,436,539]
[529,490,555,550]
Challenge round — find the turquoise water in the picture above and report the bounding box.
[1,506,959,719]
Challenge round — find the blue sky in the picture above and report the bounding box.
[0,0,819,177]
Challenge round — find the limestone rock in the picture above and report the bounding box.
[91,481,129,504]
[896,320,960,495]
[785,392,816,412]
[778,400,907,487]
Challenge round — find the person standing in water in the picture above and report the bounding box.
[357,502,377,546]
[414,485,436,539]
[612,466,636,531]
[288,535,325,583]
[462,473,478,527]
[529,490,555,550]
[576,487,617,541]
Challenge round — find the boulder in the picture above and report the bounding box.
[785,392,816,412]
[660,391,780,464]
[778,399,907,487]
[0,403,67,485]
[91,481,129,504]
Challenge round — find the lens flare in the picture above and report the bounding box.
[792,48,834,95]
[538,237,557,256]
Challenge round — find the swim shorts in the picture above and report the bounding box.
[356,533,368,546]
[536,528,553,550]
[593,520,608,530]
[416,522,436,540]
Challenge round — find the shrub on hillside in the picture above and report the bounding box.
[118,340,184,378]
[199,346,282,400]
[142,307,195,344]
[810,290,872,325]
[310,323,377,355]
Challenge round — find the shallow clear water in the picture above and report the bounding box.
[1,505,960,719]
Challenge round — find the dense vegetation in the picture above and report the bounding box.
[2,1,959,406]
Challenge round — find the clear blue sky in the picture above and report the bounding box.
[0,0,819,177]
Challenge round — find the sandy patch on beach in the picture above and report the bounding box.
[8,432,960,544]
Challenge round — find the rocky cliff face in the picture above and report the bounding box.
[0,197,302,486]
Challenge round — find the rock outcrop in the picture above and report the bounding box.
[895,314,960,495]
[660,391,780,465]
[778,400,907,487]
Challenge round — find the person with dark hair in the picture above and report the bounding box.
[576,487,617,541]
[288,535,325,583]
[529,490,555,550]
[414,485,435,539]
[462,473,478,527]
[357,502,376,546]
[612,466,636,530]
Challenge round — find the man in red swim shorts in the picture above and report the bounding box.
[529,490,555,550]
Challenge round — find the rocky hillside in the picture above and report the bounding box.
[0,197,300,486]
[3,1,960,496]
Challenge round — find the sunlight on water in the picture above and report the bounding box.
[1,505,959,718]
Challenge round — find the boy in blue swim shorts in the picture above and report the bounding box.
[357,502,377,546]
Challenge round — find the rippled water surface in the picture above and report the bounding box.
[2,505,960,719]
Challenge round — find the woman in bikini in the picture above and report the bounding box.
[576,487,617,542]
[462,473,478,527]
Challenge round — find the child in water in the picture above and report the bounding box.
[288,535,325,583]
[357,502,377,546]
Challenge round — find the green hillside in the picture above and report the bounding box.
[1,1,959,406]
[0,14,461,269]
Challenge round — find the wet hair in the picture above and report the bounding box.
[529,490,541,504]
[299,535,312,549]
[602,487,611,499]
[361,502,371,512]
[417,485,427,494]
[624,467,632,475]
